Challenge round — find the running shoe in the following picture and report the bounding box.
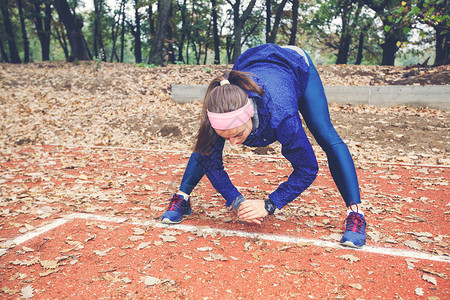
[161,194,192,224]
[340,206,366,248]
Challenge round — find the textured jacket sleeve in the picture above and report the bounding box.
[269,115,318,209]
[199,139,242,207]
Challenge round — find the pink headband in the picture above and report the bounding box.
[207,99,254,130]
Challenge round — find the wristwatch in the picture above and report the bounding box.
[264,198,276,215]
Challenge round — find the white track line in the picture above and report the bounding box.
[7,218,69,247]
[5,213,450,263]
[45,144,449,168]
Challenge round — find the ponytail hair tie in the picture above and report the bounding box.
[220,79,230,86]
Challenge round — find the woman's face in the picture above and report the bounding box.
[214,118,253,146]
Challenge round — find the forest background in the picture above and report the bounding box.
[0,0,449,67]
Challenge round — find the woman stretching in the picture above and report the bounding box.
[161,44,366,248]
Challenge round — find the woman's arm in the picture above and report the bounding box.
[269,115,319,208]
[199,139,243,207]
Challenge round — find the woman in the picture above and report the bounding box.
[161,44,366,248]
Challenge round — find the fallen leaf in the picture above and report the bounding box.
[128,235,145,241]
[136,242,151,250]
[1,286,19,295]
[40,260,58,269]
[422,274,437,285]
[142,276,161,286]
[122,277,132,284]
[251,251,261,260]
[349,283,362,290]
[421,268,448,279]
[404,240,422,250]
[133,228,146,235]
[40,268,59,277]
[93,247,114,256]
[103,273,120,282]
[159,235,176,242]
[339,254,360,263]
[197,247,213,252]
[20,285,34,299]
[22,246,34,252]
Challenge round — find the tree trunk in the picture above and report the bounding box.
[166,2,175,64]
[211,0,220,64]
[355,27,365,65]
[226,35,233,62]
[93,0,108,61]
[54,0,89,61]
[54,22,69,60]
[176,0,187,63]
[434,25,449,66]
[83,35,93,59]
[336,0,351,64]
[265,0,271,43]
[93,0,101,58]
[289,0,299,45]
[148,3,155,35]
[42,1,52,61]
[34,1,49,60]
[0,0,21,63]
[380,32,398,66]
[0,39,9,62]
[267,0,288,44]
[120,0,126,62]
[134,0,142,63]
[148,0,172,65]
[230,0,257,63]
[17,0,30,62]
[110,8,120,62]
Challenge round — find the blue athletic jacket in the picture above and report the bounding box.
[199,44,319,209]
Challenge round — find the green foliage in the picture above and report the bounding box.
[138,62,156,68]
[0,0,444,66]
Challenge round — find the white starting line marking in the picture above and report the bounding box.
[5,213,450,264]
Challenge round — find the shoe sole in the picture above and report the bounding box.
[161,217,182,224]
[340,240,365,248]
[161,211,192,224]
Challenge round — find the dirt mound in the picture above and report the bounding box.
[0,62,448,165]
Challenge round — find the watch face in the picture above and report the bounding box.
[265,200,275,214]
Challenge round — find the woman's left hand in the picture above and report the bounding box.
[238,200,268,225]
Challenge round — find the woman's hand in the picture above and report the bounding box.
[237,199,268,225]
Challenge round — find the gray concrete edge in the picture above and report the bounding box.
[172,84,450,110]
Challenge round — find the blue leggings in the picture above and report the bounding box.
[179,52,361,207]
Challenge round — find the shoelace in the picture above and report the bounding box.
[344,212,365,233]
[168,195,185,211]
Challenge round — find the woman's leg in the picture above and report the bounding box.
[161,152,205,224]
[179,152,206,195]
[299,51,366,248]
[298,52,361,207]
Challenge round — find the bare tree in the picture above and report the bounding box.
[0,0,21,63]
[17,0,30,62]
[33,0,52,61]
[54,0,89,61]
[227,0,257,62]
[148,0,172,65]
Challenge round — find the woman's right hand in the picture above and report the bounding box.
[237,199,268,225]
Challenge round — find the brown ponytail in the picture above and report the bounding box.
[193,70,264,154]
